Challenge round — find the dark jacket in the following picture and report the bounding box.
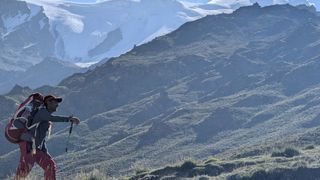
[29,107,70,152]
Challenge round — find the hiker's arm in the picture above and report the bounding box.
[34,109,70,123]
[34,109,80,123]
[49,114,71,122]
[50,115,80,124]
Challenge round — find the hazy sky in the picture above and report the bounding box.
[67,0,97,2]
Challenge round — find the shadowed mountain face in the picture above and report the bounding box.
[1,3,320,178]
[0,57,85,94]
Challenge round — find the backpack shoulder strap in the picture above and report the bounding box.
[27,108,39,129]
[14,96,33,119]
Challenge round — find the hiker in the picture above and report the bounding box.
[15,94,80,180]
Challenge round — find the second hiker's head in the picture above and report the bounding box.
[30,92,44,108]
[44,95,62,112]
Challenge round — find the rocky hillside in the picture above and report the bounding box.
[1,3,320,179]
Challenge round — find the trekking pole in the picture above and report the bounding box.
[65,121,73,152]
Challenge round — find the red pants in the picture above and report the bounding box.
[15,142,56,180]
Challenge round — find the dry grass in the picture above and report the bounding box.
[74,169,110,180]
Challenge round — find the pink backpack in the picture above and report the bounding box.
[5,93,44,143]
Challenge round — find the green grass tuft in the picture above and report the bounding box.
[204,157,219,164]
[304,145,315,150]
[271,147,300,158]
[135,168,149,175]
[75,169,109,180]
[179,160,197,172]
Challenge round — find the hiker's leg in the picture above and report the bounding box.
[35,150,56,180]
[15,142,35,179]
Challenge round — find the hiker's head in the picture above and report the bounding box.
[44,95,62,112]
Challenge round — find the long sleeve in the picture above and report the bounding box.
[33,108,70,123]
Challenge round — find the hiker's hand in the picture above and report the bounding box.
[69,117,80,125]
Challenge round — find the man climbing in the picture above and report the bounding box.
[15,94,80,180]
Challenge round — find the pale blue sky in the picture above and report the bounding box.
[68,0,97,2]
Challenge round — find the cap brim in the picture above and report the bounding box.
[55,98,62,103]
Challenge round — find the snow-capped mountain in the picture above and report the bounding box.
[2,0,318,66]
[0,0,56,71]
[23,0,209,62]
[21,0,319,63]
[0,0,85,94]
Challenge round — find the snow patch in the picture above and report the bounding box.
[91,30,108,37]
[208,0,251,8]
[75,61,99,68]
[39,17,46,29]
[23,43,36,49]
[2,13,29,32]
[25,0,84,33]
[179,0,234,17]
[27,3,42,20]
[62,16,84,33]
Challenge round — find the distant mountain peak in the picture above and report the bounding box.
[252,2,261,7]
[6,84,32,96]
